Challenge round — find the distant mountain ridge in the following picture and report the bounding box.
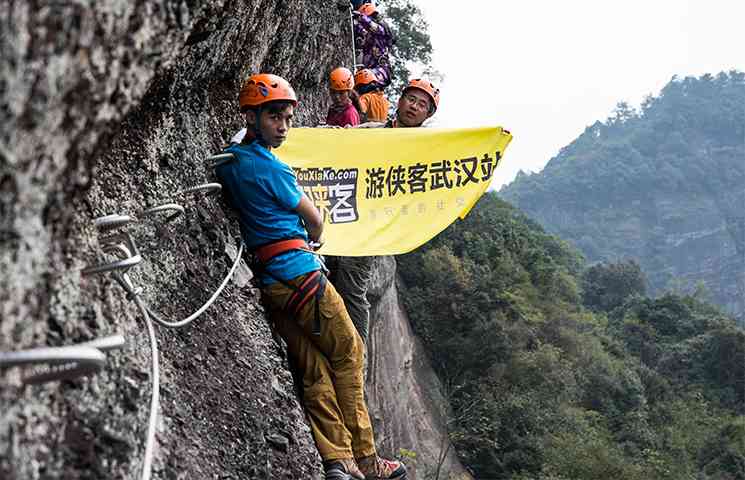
[500,71,745,320]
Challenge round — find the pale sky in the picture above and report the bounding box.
[410,0,745,188]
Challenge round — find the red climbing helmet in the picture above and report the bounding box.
[403,78,440,112]
[239,73,297,111]
[329,67,354,91]
[354,69,377,87]
[358,3,376,16]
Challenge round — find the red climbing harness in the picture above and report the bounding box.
[254,238,310,264]
[253,239,327,336]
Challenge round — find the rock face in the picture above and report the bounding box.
[366,257,472,480]
[1,1,464,479]
[2,1,344,479]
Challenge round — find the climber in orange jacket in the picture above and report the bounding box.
[354,68,390,123]
[215,73,407,480]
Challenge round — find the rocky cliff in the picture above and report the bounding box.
[1,1,463,479]
[366,257,472,479]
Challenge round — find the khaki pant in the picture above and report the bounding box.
[263,273,377,461]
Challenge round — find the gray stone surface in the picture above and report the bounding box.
[1,2,465,479]
[1,1,349,478]
[366,256,472,480]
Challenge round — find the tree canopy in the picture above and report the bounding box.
[379,0,434,94]
[397,192,745,479]
[582,260,647,313]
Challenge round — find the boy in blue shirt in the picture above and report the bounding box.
[216,73,406,480]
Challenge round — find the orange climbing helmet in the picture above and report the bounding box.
[329,67,354,91]
[358,2,376,16]
[354,69,378,87]
[239,73,297,111]
[403,78,440,113]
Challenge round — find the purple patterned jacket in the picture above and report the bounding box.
[353,12,394,88]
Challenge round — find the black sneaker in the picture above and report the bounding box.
[325,464,352,480]
[325,459,361,480]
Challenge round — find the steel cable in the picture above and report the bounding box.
[349,6,358,71]
[102,272,159,480]
[131,294,159,480]
[141,242,245,329]
[92,233,243,480]
[77,172,240,480]
[108,240,242,480]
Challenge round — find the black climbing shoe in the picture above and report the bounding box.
[325,458,364,480]
[326,467,351,480]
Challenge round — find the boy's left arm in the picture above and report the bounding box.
[295,195,324,244]
[269,163,324,244]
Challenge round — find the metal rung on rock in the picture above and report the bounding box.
[0,334,125,385]
[83,232,142,276]
[141,203,185,223]
[82,255,142,276]
[179,182,222,196]
[208,153,236,169]
[94,214,134,232]
[101,232,139,257]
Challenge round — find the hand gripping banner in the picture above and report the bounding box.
[275,126,513,256]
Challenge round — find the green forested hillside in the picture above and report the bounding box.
[397,193,745,479]
[499,71,745,320]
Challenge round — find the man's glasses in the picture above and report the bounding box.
[403,94,430,110]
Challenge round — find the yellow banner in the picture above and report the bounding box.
[275,127,512,256]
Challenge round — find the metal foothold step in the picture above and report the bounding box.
[208,152,236,169]
[179,182,222,197]
[0,334,125,385]
[94,214,134,232]
[141,203,185,223]
[83,232,142,276]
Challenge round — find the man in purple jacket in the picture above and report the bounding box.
[353,2,394,89]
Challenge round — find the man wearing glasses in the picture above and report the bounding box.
[331,79,440,359]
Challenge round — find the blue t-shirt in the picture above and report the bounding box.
[216,141,321,284]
